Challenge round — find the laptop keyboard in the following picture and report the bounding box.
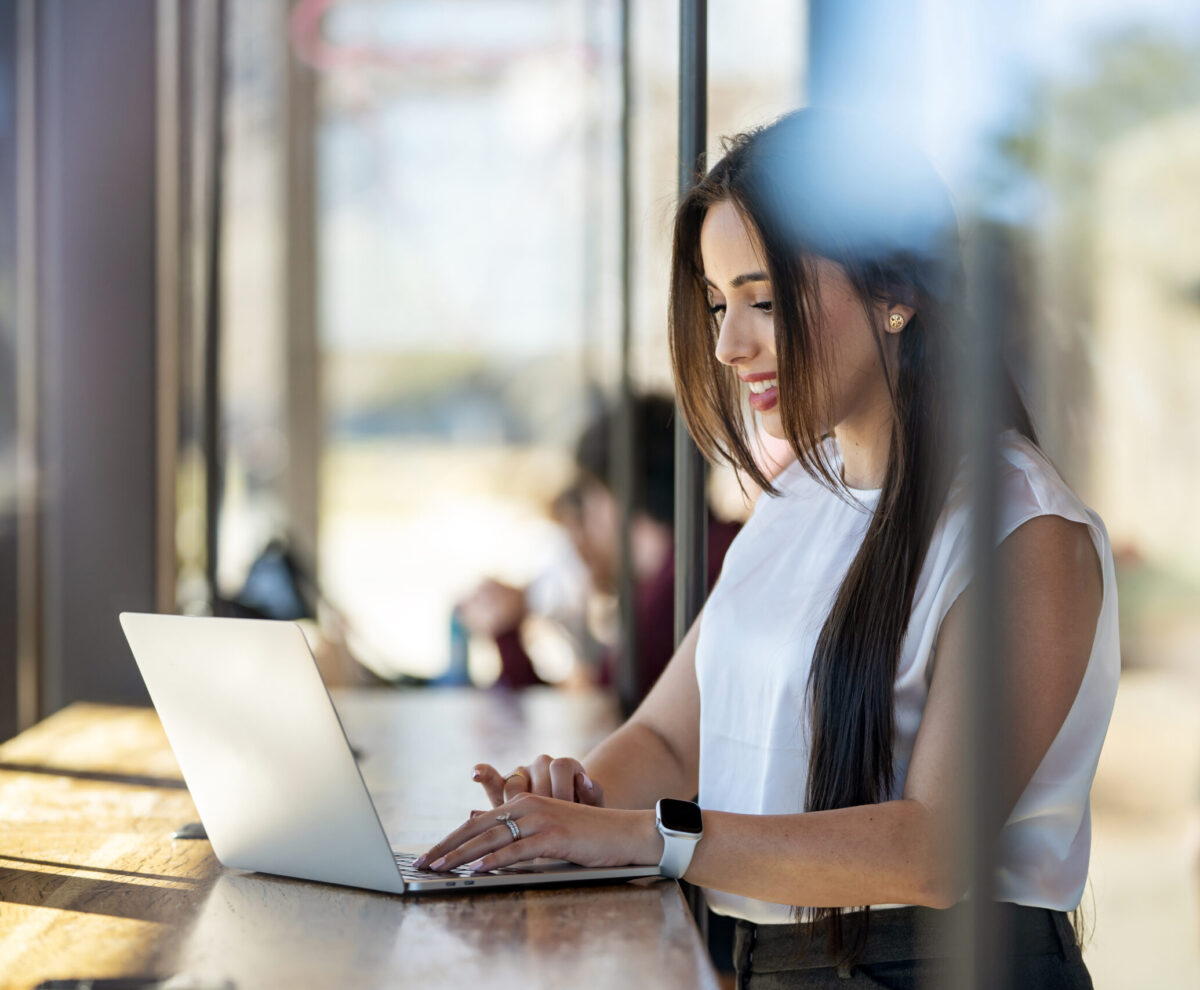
[393,851,535,879]
[394,851,474,879]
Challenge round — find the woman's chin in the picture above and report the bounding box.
[758,412,787,440]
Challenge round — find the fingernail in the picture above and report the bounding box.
[582,774,595,790]
[413,854,428,869]
[430,857,447,870]
[471,768,482,780]
[469,809,483,819]
[466,858,486,872]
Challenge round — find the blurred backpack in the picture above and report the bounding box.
[215,539,314,622]
[214,538,408,687]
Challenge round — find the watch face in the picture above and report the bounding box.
[658,798,703,834]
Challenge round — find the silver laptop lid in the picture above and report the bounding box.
[120,612,406,895]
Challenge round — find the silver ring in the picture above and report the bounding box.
[497,811,521,841]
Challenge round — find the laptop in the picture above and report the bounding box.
[119,612,661,894]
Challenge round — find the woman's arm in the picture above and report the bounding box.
[582,612,704,808]
[468,611,704,810]
[425,515,1103,904]
[419,615,704,869]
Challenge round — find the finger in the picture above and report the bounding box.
[503,766,534,802]
[430,822,526,872]
[524,755,553,797]
[417,807,505,868]
[573,771,604,807]
[549,758,579,802]
[463,834,550,874]
[472,764,507,806]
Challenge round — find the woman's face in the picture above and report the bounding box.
[699,200,903,441]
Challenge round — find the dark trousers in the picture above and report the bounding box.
[731,904,1093,989]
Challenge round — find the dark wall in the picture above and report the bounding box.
[38,0,158,711]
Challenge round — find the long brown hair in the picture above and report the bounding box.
[668,110,1036,965]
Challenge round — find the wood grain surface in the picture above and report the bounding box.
[0,690,719,989]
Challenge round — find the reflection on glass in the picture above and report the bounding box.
[952,8,1200,987]
[311,0,803,680]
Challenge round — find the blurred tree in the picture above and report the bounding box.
[993,28,1200,487]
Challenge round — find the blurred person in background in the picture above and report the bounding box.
[424,109,1118,987]
[456,393,741,702]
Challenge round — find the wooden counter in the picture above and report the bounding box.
[0,689,719,990]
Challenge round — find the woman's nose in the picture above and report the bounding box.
[714,311,760,367]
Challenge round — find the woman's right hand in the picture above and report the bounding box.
[472,755,606,807]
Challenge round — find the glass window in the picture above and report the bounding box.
[217,0,290,597]
[309,0,806,681]
[1011,9,1200,985]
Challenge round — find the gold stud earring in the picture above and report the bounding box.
[889,313,905,330]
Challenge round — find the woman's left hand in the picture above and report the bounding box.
[415,792,662,874]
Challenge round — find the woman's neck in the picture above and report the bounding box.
[834,400,893,491]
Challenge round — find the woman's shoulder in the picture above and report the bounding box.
[943,430,1106,549]
[998,431,1097,527]
[919,432,1116,663]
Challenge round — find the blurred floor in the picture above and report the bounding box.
[1086,621,1200,988]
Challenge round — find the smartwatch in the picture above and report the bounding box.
[655,798,703,879]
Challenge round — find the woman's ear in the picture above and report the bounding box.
[879,301,917,334]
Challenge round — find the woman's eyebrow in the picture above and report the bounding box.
[703,271,770,289]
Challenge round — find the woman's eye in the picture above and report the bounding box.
[708,303,726,317]
[753,300,774,314]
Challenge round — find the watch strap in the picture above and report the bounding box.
[657,830,699,879]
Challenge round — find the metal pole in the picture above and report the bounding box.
[676,0,709,945]
[613,0,638,715]
[201,0,227,605]
[580,0,602,398]
[15,0,41,730]
[674,0,707,648]
[284,0,322,572]
[155,0,183,617]
[950,224,1010,990]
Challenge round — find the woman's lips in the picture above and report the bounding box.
[748,386,778,412]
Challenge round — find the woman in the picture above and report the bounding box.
[417,110,1118,988]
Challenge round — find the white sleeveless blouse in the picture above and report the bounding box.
[696,431,1120,923]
